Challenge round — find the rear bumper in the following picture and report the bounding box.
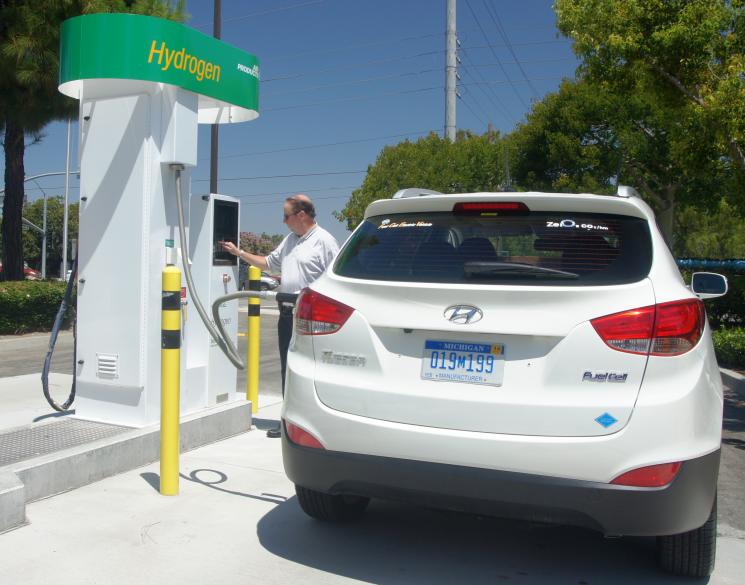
[283,433,719,537]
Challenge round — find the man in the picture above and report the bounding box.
[221,194,339,436]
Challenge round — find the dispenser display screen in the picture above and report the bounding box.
[213,199,239,266]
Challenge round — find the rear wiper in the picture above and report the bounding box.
[464,262,579,279]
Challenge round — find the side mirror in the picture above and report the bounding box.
[691,272,728,299]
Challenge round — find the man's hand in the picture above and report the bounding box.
[220,241,240,256]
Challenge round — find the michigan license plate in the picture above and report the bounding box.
[421,340,505,385]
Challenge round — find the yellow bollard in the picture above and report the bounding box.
[247,266,261,413]
[160,264,181,496]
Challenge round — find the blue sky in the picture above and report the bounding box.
[14,0,579,244]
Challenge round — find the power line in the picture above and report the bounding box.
[266,67,440,98]
[458,48,516,124]
[463,0,529,110]
[263,31,446,64]
[241,193,351,206]
[482,0,539,99]
[263,50,443,83]
[233,185,359,199]
[263,85,441,113]
[190,0,325,30]
[457,93,487,128]
[192,170,366,183]
[203,130,431,162]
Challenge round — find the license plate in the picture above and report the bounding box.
[421,340,505,385]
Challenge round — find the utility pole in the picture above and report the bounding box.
[209,0,222,194]
[445,0,457,141]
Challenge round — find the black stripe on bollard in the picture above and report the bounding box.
[248,304,261,317]
[161,329,181,349]
[162,291,181,310]
[248,279,261,291]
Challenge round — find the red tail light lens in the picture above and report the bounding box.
[285,421,325,449]
[650,299,706,356]
[590,305,655,355]
[611,462,682,487]
[295,288,354,336]
[453,201,529,215]
[591,298,705,356]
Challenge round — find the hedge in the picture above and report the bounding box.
[0,280,75,335]
[713,328,745,369]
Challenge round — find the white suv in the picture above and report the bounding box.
[281,188,728,577]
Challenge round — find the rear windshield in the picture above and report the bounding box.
[334,211,652,286]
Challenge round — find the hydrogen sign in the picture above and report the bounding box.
[59,13,259,123]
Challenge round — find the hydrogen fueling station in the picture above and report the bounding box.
[57,11,262,427]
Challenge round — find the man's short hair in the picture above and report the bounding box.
[286,195,316,219]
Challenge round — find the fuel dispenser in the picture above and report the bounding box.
[52,13,261,427]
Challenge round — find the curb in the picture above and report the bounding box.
[721,368,745,400]
[0,400,251,534]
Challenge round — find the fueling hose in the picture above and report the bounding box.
[172,165,298,371]
[41,165,295,411]
[41,256,78,411]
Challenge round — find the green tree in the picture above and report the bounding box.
[554,0,745,184]
[507,78,734,244]
[0,0,185,281]
[336,131,504,230]
[675,199,745,258]
[21,197,79,276]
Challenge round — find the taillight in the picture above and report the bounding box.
[295,288,354,335]
[650,299,706,356]
[453,201,529,215]
[611,462,681,487]
[591,298,705,356]
[285,421,325,449]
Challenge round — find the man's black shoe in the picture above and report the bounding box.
[266,426,282,438]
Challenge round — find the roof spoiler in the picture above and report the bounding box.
[616,185,641,198]
[392,188,443,199]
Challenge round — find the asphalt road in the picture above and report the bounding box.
[0,306,743,536]
[0,299,284,397]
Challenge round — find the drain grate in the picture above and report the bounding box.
[0,419,129,468]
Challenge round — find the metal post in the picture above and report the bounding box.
[445,0,457,141]
[62,119,72,278]
[247,266,261,413]
[209,0,222,194]
[160,262,182,496]
[41,195,47,279]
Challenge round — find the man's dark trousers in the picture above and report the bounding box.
[278,305,294,396]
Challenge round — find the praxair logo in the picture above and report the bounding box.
[237,63,260,79]
[582,371,628,383]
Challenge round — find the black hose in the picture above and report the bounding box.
[41,257,78,412]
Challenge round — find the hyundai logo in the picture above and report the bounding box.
[444,304,483,324]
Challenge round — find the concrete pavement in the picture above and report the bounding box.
[0,327,742,583]
[0,398,741,585]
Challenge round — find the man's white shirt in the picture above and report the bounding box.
[265,225,340,293]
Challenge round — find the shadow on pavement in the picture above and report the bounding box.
[256,498,710,585]
[33,409,76,423]
[252,416,281,431]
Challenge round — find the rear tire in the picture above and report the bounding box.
[657,498,717,578]
[295,485,369,522]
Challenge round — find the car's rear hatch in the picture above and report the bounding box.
[308,195,655,437]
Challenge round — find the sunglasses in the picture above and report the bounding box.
[283,210,301,220]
